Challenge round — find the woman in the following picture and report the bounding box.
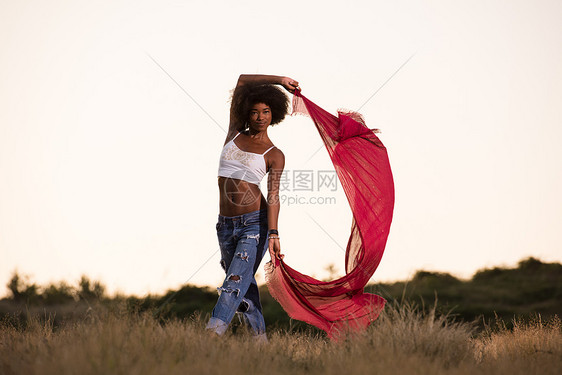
[206,74,300,340]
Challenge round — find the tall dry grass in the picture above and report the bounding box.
[1,303,560,375]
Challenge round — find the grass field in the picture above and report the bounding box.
[1,303,560,375]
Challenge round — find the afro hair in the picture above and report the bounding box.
[231,83,289,129]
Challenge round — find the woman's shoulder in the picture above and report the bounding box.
[266,146,285,163]
[222,130,240,146]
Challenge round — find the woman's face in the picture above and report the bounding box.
[248,103,272,131]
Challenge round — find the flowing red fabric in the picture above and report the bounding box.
[265,90,395,339]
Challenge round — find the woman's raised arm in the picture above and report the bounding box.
[237,74,299,93]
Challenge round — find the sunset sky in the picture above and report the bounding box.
[1,0,561,297]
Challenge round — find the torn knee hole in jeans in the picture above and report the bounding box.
[216,287,240,297]
[228,274,241,282]
[237,299,250,313]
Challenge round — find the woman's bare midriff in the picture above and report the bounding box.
[218,176,268,216]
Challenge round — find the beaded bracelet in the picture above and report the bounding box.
[268,236,280,240]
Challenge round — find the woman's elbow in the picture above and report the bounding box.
[237,75,248,87]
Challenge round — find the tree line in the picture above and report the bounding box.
[2,257,561,331]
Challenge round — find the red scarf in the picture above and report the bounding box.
[265,90,395,339]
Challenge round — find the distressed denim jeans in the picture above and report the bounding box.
[206,208,269,338]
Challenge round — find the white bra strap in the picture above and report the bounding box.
[232,132,241,140]
[262,145,276,155]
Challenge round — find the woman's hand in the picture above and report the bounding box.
[268,238,284,261]
[280,77,300,94]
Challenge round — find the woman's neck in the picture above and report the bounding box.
[245,128,269,141]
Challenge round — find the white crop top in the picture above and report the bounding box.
[217,132,276,186]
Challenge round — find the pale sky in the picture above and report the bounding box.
[1,0,561,298]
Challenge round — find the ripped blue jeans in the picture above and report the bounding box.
[206,208,269,337]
